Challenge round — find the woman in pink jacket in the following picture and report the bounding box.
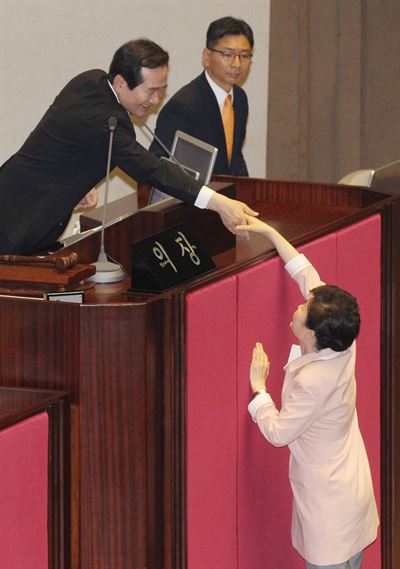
[237,217,379,569]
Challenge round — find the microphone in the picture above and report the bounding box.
[89,116,125,283]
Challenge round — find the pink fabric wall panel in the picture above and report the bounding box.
[0,412,49,569]
[237,234,337,569]
[185,276,238,569]
[336,215,381,569]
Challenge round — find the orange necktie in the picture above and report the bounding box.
[222,94,234,164]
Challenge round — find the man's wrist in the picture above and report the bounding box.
[195,186,214,209]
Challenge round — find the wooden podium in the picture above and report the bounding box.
[0,178,399,569]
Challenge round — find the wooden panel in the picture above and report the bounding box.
[380,200,400,569]
[78,296,181,569]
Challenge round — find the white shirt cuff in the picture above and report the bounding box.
[248,390,274,421]
[195,186,214,209]
[285,253,312,278]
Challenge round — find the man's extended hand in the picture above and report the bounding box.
[207,192,258,237]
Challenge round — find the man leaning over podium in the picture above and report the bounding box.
[0,39,257,255]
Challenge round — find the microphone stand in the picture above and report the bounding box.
[90,116,125,283]
[138,117,190,176]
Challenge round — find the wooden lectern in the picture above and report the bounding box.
[0,178,399,569]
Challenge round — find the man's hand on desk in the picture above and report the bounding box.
[74,187,99,210]
[207,192,259,238]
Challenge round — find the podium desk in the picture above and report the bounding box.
[0,178,399,569]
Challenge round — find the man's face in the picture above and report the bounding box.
[202,34,252,92]
[113,65,168,118]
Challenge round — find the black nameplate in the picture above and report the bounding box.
[130,224,216,292]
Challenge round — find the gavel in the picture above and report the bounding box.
[0,252,79,272]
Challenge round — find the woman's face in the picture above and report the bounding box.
[290,300,308,337]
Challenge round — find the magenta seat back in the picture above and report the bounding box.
[0,412,49,569]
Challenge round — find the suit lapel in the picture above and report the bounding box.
[197,74,230,169]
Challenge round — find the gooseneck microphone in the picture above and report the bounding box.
[137,117,191,177]
[89,116,125,283]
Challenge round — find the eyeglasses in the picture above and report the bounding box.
[209,49,253,63]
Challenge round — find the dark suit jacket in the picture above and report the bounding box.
[149,72,249,177]
[0,70,203,254]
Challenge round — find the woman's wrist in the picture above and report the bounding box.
[252,388,266,399]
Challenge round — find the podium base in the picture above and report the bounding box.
[89,261,125,283]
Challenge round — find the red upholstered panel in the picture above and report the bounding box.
[237,234,336,568]
[0,412,49,569]
[186,276,238,569]
[336,215,381,569]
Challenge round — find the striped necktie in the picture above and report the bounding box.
[222,94,234,164]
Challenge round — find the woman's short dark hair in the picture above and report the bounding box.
[306,285,360,352]
[206,17,254,49]
[109,39,169,90]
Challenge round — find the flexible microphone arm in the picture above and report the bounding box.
[89,115,125,283]
[97,116,118,262]
[137,117,191,178]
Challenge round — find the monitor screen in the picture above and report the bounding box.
[171,130,218,185]
[148,131,218,205]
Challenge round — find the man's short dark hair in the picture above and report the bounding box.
[306,285,360,352]
[109,39,169,90]
[206,17,254,49]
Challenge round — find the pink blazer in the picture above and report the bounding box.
[248,254,379,565]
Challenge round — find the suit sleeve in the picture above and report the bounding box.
[236,150,249,177]
[232,89,249,176]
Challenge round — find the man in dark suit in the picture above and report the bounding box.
[0,39,256,255]
[149,17,253,177]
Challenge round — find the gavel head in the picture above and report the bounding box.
[54,252,79,271]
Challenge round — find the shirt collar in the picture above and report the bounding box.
[284,345,353,373]
[108,79,134,119]
[204,71,234,110]
[108,79,120,103]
